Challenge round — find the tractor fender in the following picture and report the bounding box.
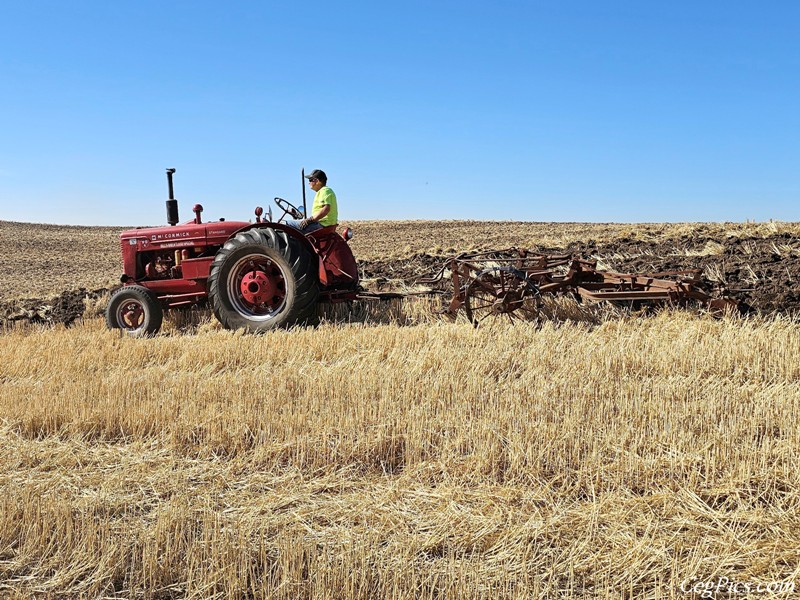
[231,222,329,286]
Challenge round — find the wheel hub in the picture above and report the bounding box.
[119,301,145,329]
[240,270,278,305]
[494,290,523,313]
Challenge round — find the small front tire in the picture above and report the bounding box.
[105,285,163,336]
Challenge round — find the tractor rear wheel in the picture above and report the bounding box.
[106,285,163,336]
[208,228,319,332]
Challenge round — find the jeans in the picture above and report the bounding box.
[287,220,324,233]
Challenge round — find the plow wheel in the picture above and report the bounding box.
[464,267,541,327]
[208,227,319,332]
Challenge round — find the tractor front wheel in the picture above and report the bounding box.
[208,228,319,332]
[105,285,164,336]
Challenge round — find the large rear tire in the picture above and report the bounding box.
[208,228,319,332]
[105,285,163,336]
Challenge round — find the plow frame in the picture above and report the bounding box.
[418,247,737,321]
[419,248,573,315]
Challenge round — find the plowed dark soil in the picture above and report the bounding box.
[1,288,107,327]
[571,233,799,314]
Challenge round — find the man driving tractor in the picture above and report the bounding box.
[290,169,338,232]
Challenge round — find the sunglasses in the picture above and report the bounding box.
[308,178,318,183]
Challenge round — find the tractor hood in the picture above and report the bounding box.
[120,220,249,252]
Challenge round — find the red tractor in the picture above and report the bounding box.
[106,168,359,335]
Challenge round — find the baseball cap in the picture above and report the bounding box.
[305,169,327,182]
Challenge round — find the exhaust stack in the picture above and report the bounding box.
[165,168,179,226]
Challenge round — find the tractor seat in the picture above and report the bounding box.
[306,224,338,240]
[307,224,353,244]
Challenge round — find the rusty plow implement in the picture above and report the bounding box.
[419,248,738,326]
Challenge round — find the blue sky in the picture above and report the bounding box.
[0,1,798,225]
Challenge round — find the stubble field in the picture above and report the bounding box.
[1,219,799,598]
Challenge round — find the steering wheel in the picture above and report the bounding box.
[274,197,304,222]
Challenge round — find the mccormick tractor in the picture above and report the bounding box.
[106,168,359,335]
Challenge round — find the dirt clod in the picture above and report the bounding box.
[2,288,106,328]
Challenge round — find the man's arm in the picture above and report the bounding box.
[300,204,330,228]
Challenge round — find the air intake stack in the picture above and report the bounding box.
[165,168,179,226]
